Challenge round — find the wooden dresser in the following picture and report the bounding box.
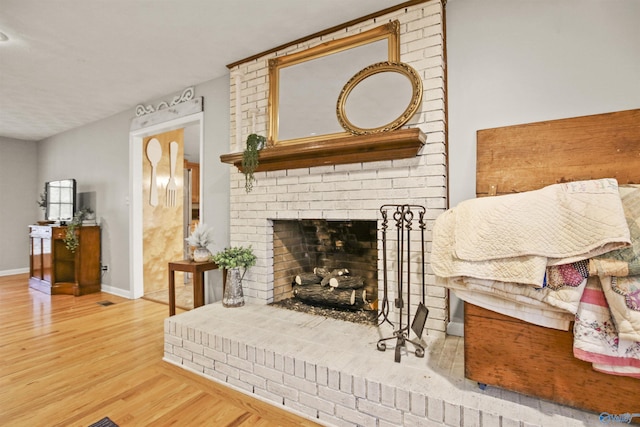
[29,225,101,296]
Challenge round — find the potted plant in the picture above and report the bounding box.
[186,223,215,262]
[211,245,256,307]
[242,133,266,193]
[64,208,94,253]
[37,191,47,221]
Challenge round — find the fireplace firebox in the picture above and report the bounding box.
[271,219,378,319]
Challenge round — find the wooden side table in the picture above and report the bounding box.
[167,260,225,316]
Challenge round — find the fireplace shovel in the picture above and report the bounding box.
[411,301,429,339]
[412,211,429,340]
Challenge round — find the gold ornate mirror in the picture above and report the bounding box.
[268,21,400,146]
[336,61,423,135]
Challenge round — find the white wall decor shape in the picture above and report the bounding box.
[135,86,195,117]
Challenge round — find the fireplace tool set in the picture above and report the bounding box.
[377,204,429,363]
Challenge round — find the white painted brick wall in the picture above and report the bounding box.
[227,0,448,335]
[444,401,462,426]
[334,405,378,427]
[427,396,444,422]
[319,386,357,409]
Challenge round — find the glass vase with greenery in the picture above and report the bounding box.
[212,245,257,307]
[211,245,256,275]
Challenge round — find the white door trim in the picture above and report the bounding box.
[129,112,204,299]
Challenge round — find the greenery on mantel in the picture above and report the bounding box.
[242,133,266,193]
[220,128,425,173]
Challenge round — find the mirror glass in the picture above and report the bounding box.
[278,40,388,141]
[337,62,423,135]
[344,71,413,129]
[46,179,76,222]
[269,21,399,145]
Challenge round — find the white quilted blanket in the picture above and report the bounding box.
[432,178,631,285]
[432,209,548,286]
[454,178,630,264]
[441,276,580,330]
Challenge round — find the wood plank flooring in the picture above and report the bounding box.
[0,274,319,427]
[143,283,194,311]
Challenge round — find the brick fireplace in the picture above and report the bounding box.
[225,1,449,336]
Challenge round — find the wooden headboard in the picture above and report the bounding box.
[467,108,640,418]
[476,108,640,197]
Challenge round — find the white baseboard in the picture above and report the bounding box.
[0,271,136,300]
[447,320,464,337]
[100,284,134,299]
[0,268,29,277]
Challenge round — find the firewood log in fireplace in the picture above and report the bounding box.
[313,267,330,277]
[294,273,322,286]
[328,275,365,289]
[362,289,371,305]
[293,283,367,310]
[314,267,350,286]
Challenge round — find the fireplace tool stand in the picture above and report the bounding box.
[377,204,429,363]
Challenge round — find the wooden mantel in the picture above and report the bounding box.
[220,128,426,172]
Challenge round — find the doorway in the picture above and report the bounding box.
[129,113,203,300]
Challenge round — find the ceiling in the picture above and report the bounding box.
[0,0,407,142]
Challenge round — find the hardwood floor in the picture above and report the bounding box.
[0,274,319,427]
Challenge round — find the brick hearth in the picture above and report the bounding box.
[164,304,600,427]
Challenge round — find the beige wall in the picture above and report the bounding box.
[0,137,39,273]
